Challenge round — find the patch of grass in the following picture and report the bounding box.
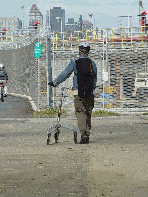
[92,110,120,117]
[33,108,66,118]
[142,112,148,115]
[136,114,140,116]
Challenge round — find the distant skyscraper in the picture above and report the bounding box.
[0,17,22,32]
[78,15,83,31]
[50,7,65,32]
[83,20,93,30]
[65,18,76,32]
[46,10,49,27]
[29,4,43,27]
[68,18,74,24]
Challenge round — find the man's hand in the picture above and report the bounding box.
[48,81,55,87]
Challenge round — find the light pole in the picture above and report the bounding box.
[56,17,62,36]
[20,5,24,31]
[88,13,95,38]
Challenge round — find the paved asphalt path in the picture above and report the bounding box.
[1,95,148,196]
[0,115,148,197]
[0,95,33,118]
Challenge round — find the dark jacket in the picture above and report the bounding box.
[0,69,8,80]
[53,54,97,93]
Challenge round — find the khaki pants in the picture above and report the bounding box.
[74,95,94,136]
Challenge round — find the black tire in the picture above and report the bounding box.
[74,132,77,144]
[47,132,51,145]
[54,132,59,143]
[2,92,4,102]
[0,87,4,102]
[47,139,50,145]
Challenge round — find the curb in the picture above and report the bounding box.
[8,92,37,111]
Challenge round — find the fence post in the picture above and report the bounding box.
[56,33,57,50]
[121,28,124,48]
[141,26,143,48]
[106,30,109,109]
[116,61,120,101]
[131,27,133,48]
[78,32,80,43]
[112,28,114,49]
[38,40,41,110]
[94,30,96,50]
[63,32,65,50]
[71,32,72,50]
[103,30,105,110]
[86,30,87,42]
[46,27,52,109]
[53,31,55,108]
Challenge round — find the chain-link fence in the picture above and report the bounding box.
[1,26,148,113]
[46,41,103,112]
[0,38,39,110]
[97,38,148,113]
[0,26,51,111]
[47,34,148,113]
[0,25,46,50]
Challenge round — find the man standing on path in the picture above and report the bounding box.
[48,43,97,144]
[0,63,8,97]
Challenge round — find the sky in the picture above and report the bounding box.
[1,0,148,29]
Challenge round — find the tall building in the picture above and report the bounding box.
[46,10,49,27]
[68,18,74,24]
[29,4,43,28]
[50,7,65,32]
[0,17,22,34]
[83,20,93,30]
[65,18,76,32]
[78,15,83,31]
[65,15,93,34]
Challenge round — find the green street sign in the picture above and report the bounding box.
[34,42,41,58]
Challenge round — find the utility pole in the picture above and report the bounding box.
[139,1,143,27]
[53,31,55,108]
[20,5,24,31]
[103,30,105,110]
[106,30,108,109]
[46,27,52,108]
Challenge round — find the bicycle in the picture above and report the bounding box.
[0,82,4,102]
[47,87,77,145]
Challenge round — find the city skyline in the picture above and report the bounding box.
[29,4,43,27]
[1,0,148,29]
[50,7,65,32]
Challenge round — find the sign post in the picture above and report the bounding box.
[34,42,41,110]
[46,28,52,109]
[34,42,41,58]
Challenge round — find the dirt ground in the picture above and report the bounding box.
[0,114,148,197]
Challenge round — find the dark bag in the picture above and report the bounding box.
[0,69,6,78]
[75,58,94,99]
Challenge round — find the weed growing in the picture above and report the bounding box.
[33,108,66,117]
[92,110,120,117]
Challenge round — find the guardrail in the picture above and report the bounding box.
[51,26,148,50]
[0,26,148,50]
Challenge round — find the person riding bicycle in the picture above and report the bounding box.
[48,42,97,144]
[0,63,8,97]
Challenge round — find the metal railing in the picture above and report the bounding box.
[50,26,148,50]
[0,26,148,50]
